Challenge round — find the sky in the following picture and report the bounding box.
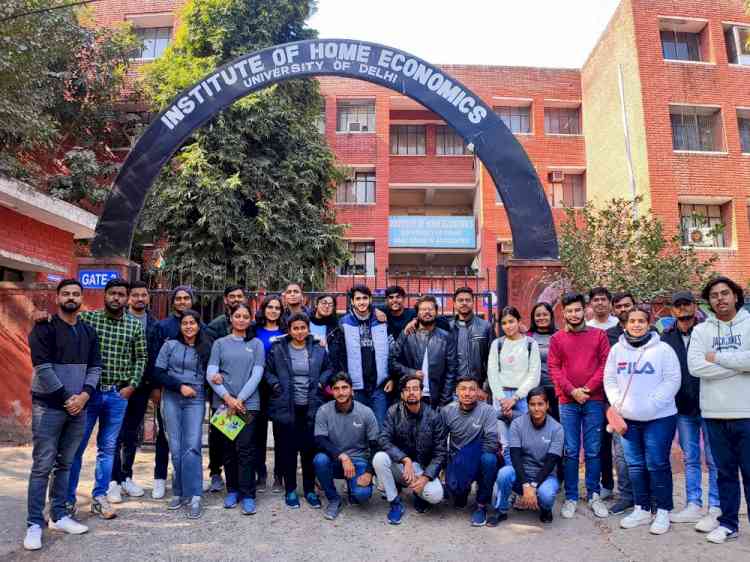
[309,0,623,68]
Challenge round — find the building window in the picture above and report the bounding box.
[670,106,724,152]
[724,25,750,65]
[336,100,375,132]
[660,30,702,62]
[0,266,24,282]
[390,125,426,155]
[336,171,375,204]
[338,241,375,276]
[132,27,172,60]
[550,173,586,208]
[544,107,581,135]
[494,106,531,134]
[436,125,468,155]
[739,113,750,153]
[679,203,727,247]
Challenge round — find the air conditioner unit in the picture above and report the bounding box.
[689,226,718,247]
[348,122,361,132]
[548,170,565,183]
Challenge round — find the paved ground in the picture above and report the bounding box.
[0,444,748,562]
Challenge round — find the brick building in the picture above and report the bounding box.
[89,0,750,293]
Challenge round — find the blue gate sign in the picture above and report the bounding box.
[79,270,119,289]
[389,216,476,249]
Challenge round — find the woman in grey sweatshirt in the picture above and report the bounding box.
[206,304,265,515]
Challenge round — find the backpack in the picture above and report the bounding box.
[495,336,533,372]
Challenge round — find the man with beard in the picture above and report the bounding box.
[24,280,102,551]
[66,278,146,521]
[110,281,168,503]
[549,292,610,520]
[378,285,416,339]
[392,295,458,409]
[207,285,247,339]
[446,287,493,390]
[664,291,721,532]
[587,287,618,330]
[329,285,392,427]
[373,374,447,525]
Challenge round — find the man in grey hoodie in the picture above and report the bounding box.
[688,276,750,545]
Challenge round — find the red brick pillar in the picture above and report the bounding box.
[505,259,562,321]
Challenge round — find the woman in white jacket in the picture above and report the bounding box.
[488,306,541,463]
[604,307,681,536]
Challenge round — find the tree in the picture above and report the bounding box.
[0,1,137,196]
[556,197,719,301]
[138,0,347,290]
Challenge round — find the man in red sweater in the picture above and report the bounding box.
[549,292,611,520]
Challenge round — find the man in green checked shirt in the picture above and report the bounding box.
[65,278,146,520]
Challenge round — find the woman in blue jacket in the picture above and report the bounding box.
[153,309,211,519]
[207,303,265,515]
[264,312,332,509]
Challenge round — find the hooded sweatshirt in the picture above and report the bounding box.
[687,307,750,419]
[603,332,680,421]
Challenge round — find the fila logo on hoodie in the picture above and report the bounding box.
[616,361,655,375]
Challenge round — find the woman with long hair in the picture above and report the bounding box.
[207,303,265,515]
[528,302,559,421]
[153,309,211,519]
[309,294,338,347]
[253,295,286,493]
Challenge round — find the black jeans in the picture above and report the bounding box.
[705,418,750,533]
[222,411,259,499]
[543,386,564,482]
[112,385,169,483]
[277,405,316,495]
[208,405,226,477]
[600,424,615,491]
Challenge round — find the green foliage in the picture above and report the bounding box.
[47,149,113,205]
[556,197,719,301]
[0,1,137,187]
[138,0,347,290]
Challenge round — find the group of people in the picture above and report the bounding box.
[22,277,750,552]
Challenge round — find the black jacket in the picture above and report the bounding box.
[444,314,493,384]
[392,327,458,407]
[137,311,160,388]
[264,335,332,426]
[378,401,447,480]
[606,323,624,348]
[660,323,700,417]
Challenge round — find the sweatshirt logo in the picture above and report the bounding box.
[616,361,655,375]
[353,421,363,428]
[712,334,742,352]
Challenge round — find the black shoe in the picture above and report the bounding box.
[539,508,554,523]
[453,494,468,510]
[487,511,508,527]
[413,493,430,514]
[610,499,634,515]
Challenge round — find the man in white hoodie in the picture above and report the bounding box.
[688,276,750,545]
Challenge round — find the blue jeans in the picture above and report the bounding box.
[621,415,677,511]
[705,418,750,533]
[27,402,86,527]
[161,389,205,499]
[494,465,559,512]
[495,390,529,465]
[559,400,605,501]
[354,388,388,428]
[612,432,633,501]
[446,451,498,506]
[677,414,719,508]
[67,389,128,503]
[313,452,373,503]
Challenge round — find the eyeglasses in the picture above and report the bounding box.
[318,301,334,307]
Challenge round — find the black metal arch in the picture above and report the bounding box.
[91,39,558,260]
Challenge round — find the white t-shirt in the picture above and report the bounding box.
[587,315,618,330]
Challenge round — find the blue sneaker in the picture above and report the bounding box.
[285,491,300,509]
[387,498,405,525]
[223,492,239,509]
[305,492,322,509]
[241,497,256,515]
[471,505,488,527]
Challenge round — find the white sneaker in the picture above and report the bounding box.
[599,487,613,500]
[706,525,738,544]
[650,509,670,535]
[670,502,703,523]
[49,516,88,535]
[589,493,609,518]
[23,524,42,551]
[561,499,577,519]
[695,506,722,533]
[152,479,166,500]
[202,479,211,493]
[620,505,651,529]
[122,477,145,497]
[107,481,123,504]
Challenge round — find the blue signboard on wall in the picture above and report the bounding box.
[79,270,119,289]
[389,216,476,249]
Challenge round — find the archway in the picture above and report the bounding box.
[91,39,558,261]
